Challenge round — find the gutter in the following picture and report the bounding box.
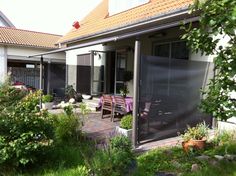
[28,16,199,58]
[59,7,191,45]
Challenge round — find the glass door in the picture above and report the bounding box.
[115,51,127,94]
[91,51,106,95]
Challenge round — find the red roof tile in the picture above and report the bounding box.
[0,27,61,49]
[58,0,193,44]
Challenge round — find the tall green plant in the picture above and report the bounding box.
[0,78,26,112]
[182,0,236,121]
[0,86,54,169]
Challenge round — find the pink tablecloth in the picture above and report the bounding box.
[98,96,133,113]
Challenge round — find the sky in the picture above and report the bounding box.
[0,0,102,35]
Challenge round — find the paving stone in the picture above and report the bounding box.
[196,155,210,161]
[209,159,218,166]
[224,154,236,161]
[191,164,201,172]
[155,172,176,176]
[171,161,182,169]
[214,155,224,161]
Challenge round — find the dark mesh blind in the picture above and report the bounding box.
[138,55,212,142]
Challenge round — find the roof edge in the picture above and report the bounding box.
[0,10,15,27]
[29,16,198,58]
[0,26,62,37]
[0,43,58,50]
[59,6,190,45]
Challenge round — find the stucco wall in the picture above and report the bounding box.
[0,46,7,83]
[66,44,104,90]
[218,117,236,132]
[7,46,65,62]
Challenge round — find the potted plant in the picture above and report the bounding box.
[116,114,132,139]
[119,71,133,98]
[181,122,209,152]
[42,94,54,110]
[119,85,129,98]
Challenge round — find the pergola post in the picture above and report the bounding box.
[39,55,43,109]
[47,59,51,94]
[132,39,141,147]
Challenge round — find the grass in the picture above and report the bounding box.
[41,165,89,176]
[134,142,236,176]
[2,132,236,176]
[184,161,236,176]
[13,142,89,176]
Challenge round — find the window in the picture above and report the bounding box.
[153,41,189,60]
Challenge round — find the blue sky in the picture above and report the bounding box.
[0,0,102,35]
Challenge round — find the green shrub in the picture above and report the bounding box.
[63,104,74,117]
[53,106,82,144]
[181,122,209,142]
[65,85,76,99]
[0,90,54,169]
[0,79,26,112]
[42,94,53,103]
[120,114,132,130]
[85,136,135,176]
[110,135,133,153]
[212,130,236,146]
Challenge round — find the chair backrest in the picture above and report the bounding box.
[114,96,126,113]
[102,94,113,111]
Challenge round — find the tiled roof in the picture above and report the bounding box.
[0,27,61,49]
[58,0,193,44]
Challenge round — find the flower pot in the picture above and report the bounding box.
[191,139,206,150]
[182,140,194,152]
[115,126,132,140]
[182,139,206,152]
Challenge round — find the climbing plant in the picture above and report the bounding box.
[182,0,236,121]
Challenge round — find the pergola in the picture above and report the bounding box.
[28,16,198,147]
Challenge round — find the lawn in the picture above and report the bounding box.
[135,142,236,176]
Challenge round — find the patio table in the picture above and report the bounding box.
[98,96,133,113]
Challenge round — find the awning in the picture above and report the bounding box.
[28,16,198,58]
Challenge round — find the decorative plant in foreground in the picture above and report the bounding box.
[0,87,54,168]
[182,0,236,121]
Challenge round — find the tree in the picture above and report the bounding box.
[182,0,236,121]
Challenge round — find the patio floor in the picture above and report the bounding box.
[82,112,120,142]
[82,112,184,149]
[49,109,215,151]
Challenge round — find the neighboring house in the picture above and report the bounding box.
[32,0,215,145]
[0,10,15,27]
[0,26,66,95]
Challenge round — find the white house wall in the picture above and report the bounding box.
[7,46,65,62]
[66,44,104,90]
[0,46,7,83]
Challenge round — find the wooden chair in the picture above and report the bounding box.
[113,96,127,122]
[101,95,113,120]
